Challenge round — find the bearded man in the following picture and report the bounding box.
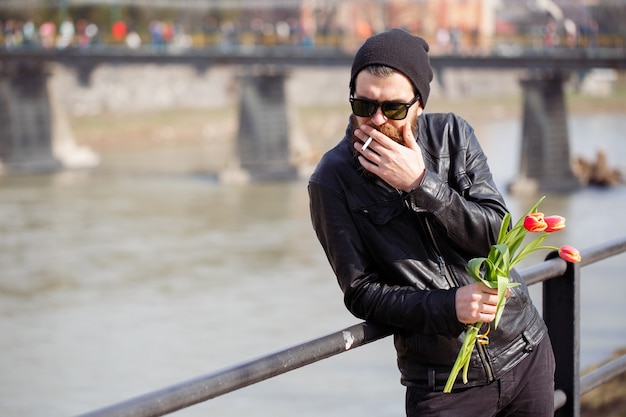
[308,29,555,416]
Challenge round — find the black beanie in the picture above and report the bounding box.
[350,29,434,108]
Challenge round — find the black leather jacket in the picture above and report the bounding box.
[308,112,548,391]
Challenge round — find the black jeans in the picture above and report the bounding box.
[406,335,555,417]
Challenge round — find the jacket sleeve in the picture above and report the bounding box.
[405,115,508,257]
[308,180,465,336]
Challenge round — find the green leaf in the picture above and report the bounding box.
[501,230,523,258]
[510,234,550,268]
[444,324,481,392]
[493,275,510,329]
[466,257,487,280]
[497,213,511,243]
[491,244,511,270]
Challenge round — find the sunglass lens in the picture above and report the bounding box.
[352,99,376,117]
[382,103,407,120]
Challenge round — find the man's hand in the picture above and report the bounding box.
[455,282,503,324]
[354,125,425,192]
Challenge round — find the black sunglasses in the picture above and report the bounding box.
[349,94,420,120]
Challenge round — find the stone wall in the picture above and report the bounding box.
[50,63,526,116]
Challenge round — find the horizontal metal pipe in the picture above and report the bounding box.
[77,322,392,417]
[579,236,626,266]
[581,354,626,395]
[519,257,566,286]
[519,235,626,286]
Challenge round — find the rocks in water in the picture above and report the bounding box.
[573,149,623,187]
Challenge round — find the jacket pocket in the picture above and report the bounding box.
[345,184,417,260]
[351,197,405,224]
[346,183,406,224]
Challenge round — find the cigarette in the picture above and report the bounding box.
[361,136,373,151]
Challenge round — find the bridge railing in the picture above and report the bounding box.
[2,29,625,54]
[77,236,626,417]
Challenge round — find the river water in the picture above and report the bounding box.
[1,113,625,417]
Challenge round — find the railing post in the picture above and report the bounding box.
[543,256,581,417]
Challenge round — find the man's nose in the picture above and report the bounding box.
[369,107,388,126]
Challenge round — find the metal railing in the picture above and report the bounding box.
[77,236,626,417]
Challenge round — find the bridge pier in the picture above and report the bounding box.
[0,60,62,174]
[231,66,298,181]
[509,71,581,194]
[0,60,99,175]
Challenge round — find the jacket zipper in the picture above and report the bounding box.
[424,217,496,384]
[476,338,495,383]
[423,218,457,288]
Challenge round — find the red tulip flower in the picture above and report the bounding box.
[559,245,582,263]
[524,212,547,232]
[544,215,566,232]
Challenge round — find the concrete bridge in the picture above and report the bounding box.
[1,45,625,190]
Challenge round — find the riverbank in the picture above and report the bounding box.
[581,348,626,416]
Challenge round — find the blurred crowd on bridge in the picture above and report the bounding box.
[0,0,623,54]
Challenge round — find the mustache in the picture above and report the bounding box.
[350,115,404,147]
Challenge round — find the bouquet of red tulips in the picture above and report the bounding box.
[443,196,581,393]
